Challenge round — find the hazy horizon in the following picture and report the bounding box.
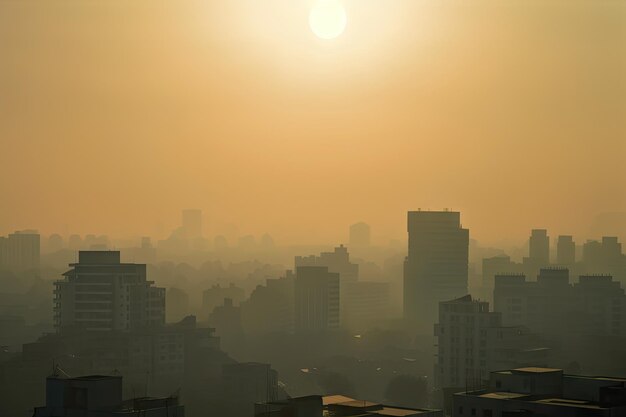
[2,0,624,245]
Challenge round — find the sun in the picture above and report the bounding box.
[309,0,347,40]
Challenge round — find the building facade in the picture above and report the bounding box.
[54,251,165,332]
[404,211,469,329]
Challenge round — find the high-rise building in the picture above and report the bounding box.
[349,222,371,247]
[53,251,165,332]
[529,229,550,265]
[294,266,340,332]
[403,211,469,328]
[0,230,40,271]
[182,209,202,239]
[556,235,575,265]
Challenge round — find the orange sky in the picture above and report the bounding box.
[0,0,624,245]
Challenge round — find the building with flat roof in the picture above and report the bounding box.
[453,367,626,416]
[0,230,40,271]
[53,251,165,332]
[255,395,442,417]
[494,268,626,337]
[404,211,469,329]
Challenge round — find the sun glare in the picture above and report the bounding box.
[309,0,347,40]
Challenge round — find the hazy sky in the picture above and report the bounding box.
[1,0,624,244]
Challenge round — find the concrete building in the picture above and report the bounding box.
[255,395,443,417]
[349,222,371,247]
[0,230,40,271]
[404,211,469,329]
[294,266,340,332]
[33,375,184,417]
[453,367,626,417]
[556,235,576,265]
[53,251,165,332]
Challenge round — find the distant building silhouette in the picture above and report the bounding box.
[494,268,626,337]
[202,283,245,317]
[0,230,40,271]
[295,245,359,283]
[294,266,340,332]
[53,251,165,332]
[241,274,294,335]
[481,255,521,301]
[349,222,371,247]
[182,209,202,239]
[403,211,469,328]
[556,235,576,265]
[529,229,550,265]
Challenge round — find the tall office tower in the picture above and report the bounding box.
[403,211,469,328]
[53,251,165,332]
[529,229,550,265]
[182,209,202,239]
[349,222,371,247]
[556,235,575,265]
[0,230,40,271]
[294,266,340,332]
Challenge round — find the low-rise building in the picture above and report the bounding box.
[255,395,442,417]
[453,367,626,417]
[33,374,184,417]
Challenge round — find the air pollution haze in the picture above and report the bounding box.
[2,2,626,417]
[1,0,624,244]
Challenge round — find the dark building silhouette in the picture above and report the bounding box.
[294,266,340,332]
[33,374,184,417]
[349,222,371,248]
[0,230,40,271]
[494,268,626,337]
[403,211,469,328]
[53,251,165,332]
[241,275,294,335]
[556,235,576,265]
[295,245,358,283]
[529,229,550,266]
[182,209,203,239]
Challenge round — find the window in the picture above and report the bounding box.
[471,408,476,416]
[458,406,463,415]
[483,410,493,417]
